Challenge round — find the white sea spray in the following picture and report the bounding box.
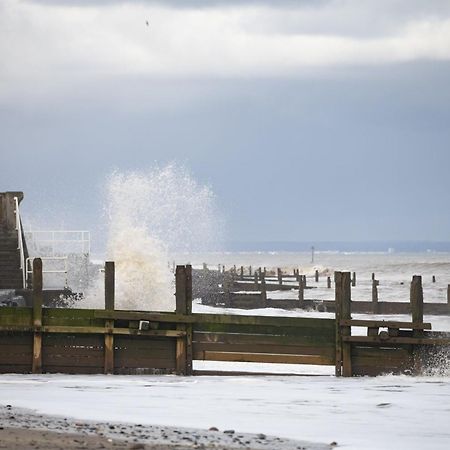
[82,163,223,310]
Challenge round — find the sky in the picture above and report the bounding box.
[1,0,450,250]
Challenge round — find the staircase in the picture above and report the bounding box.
[0,192,26,290]
[0,228,23,289]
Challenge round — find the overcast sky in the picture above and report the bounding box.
[1,0,450,249]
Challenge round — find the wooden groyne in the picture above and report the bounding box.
[199,266,450,315]
[1,260,450,377]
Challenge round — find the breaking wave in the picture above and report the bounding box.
[83,163,223,310]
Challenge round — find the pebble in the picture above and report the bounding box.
[0,404,329,450]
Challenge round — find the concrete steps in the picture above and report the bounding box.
[0,229,24,289]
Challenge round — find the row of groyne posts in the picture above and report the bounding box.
[200,264,450,315]
[1,259,450,376]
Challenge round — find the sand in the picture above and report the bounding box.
[0,404,333,450]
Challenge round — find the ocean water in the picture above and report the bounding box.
[180,250,450,304]
[1,373,450,450]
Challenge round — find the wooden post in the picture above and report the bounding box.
[176,265,192,375]
[335,272,352,377]
[351,272,356,287]
[185,265,193,374]
[303,275,307,287]
[105,261,115,310]
[371,272,375,281]
[447,285,450,305]
[32,258,43,374]
[258,267,262,278]
[240,266,244,280]
[410,276,424,332]
[432,275,436,283]
[254,271,258,288]
[104,261,115,374]
[277,268,282,286]
[202,262,207,271]
[223,273,232,307]
[372,279,379,314]
[249,265,252,276]
[298,277,304,307]
[315,270,319,283]
[410,275,424,374]
[327,276,331,289]
[261,272,267,307]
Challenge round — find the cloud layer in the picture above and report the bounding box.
[2,0,450,101]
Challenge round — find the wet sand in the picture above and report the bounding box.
[0,405,333,450]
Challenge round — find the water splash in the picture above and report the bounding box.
[84,163,223,310]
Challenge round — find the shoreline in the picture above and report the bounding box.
[0,405,332,450]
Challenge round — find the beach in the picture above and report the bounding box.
[0,404,330,450]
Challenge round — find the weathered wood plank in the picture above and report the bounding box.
[193,322,335,338]
[0,325,185,337]
[193,331,334,347]
[193,342,335,359]
[94,311,335,329]
[340,320,431,330]
[343,335,450,345]
[197,351,334,365]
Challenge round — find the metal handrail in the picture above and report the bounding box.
[25,256,69,289]
[24,230,90,256]
[13,196,26,289]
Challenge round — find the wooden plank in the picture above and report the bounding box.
[0,307,32,327]
[340,320,431,330]
[43,308,104,327]
[94,311,335,329]
[351,345,412,359]
[43,354,104,368]
[0,326,185,337]
[0,348,34,365]
[193,322,335,338]
[43,333,104,346]
[0,365,33,374]
[198,351,334,366]
[193,342,335,359]
[42,366,104,375]
[193,331,334,347]
[0,333,34,346]
[32,258,43,374]
[343,335,450,345]
[351,364,410,376]
[114,336,176,370]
